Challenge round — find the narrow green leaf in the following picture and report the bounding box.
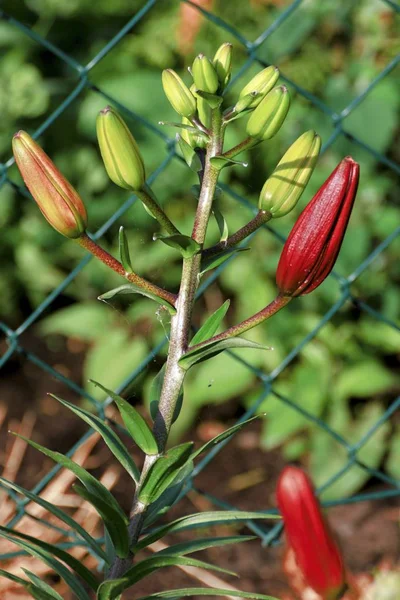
[177,136,202,172]
[157,535,256,556]
[158,121,209,138]
[139,443,193,504]
[154,233,201,259]
[0,568,59,600]
[0,476,108,563]
[50,394,140,483]
[90,380,158,455]
[13,434,128,526]
[99,284,176,315]
[190,300,230,346]
[73,484,130,559]
[119,227,133,273]
[194,90,223,109]
[179,337,270,370]
[97,555,236,600]
[137,588,278,600]
[213,204,229,242]
[135,510,279,551]
[0,528,93,600]
[199,247,249,277]
[191,416,261,460]
[149,364,183,424]
[22,569,64,600]
[210,156,248,170]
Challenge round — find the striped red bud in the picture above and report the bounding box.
[277,466,347,599]
[13,131,87,238]
[276,157,359,297]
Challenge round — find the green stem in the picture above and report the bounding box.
[223,136,259,159]
[136,185,180,235]
[77,233,177,308]
[203,209,272,260]
[189,294,291,350]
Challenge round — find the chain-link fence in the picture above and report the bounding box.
[0,0,399,566]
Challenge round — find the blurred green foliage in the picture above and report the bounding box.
[0,0,399,499]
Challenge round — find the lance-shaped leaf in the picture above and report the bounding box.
[177,135,202,172]
[0,569,62,600]
[190,300,230,346]
[99,284,176,315]
[119,226,133,273]
[0,528,93,599]
[191,415,261,460]
[193,89,223,109]
[90,380,158,455]
[0,476,107,562]
[97,555,237,600]
[12,434,129,557]
[135,510,280,551]
[137,588,279,600]
[199,247,249,277]
[159,121,209,139]
[138,443,193,504]
[50,394,140,483]
[73,484,129,558]
[154,233,200,259]
[179,337,270,370]
[156,535,256,556]
[149,364,183,425]
[213,204,228,242]
[22,569,65,600]
[210,156,248,170]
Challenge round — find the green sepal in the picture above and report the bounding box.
[199,247,249,277]
[119,226,133,273]
[135,510,280,551]
[49,394,140,483]
[210,156,248,170]
[177,135,202,172]
[72,483,130,559]
[90,380,158,455]
[149,364,183,425]
[154,233,200,259]
[99,284,176,315]
[0,476,108,563]
[97,555,237,600]
[191,415,261,460]
[179,337,270,370]
[138,442,193,504]
[137,588,279,600]
[193,89,223,109]
[190,300,230,346]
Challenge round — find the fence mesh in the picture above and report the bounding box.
[0,0,399,566]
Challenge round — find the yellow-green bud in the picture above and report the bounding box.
[192,54,219,94]
[259,130,321,217]
[162,69,197,119]
[197,96,212,129]
[246,85,290,141]
[212,42,233,88]
[235,66,279,112]
[96,106,146,191]
[12,131,87,238]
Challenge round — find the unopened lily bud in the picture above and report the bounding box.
[162,69,197,119]
[192,53,219,94]
[13,131,87,238]
[246,85,290,141]
[276,157,359,297]
[259,130,321,217]
[235,66,279,112]
[96,106,146,191]
[277,467,347,599]
[212,42,233,88]
[197,96,212,129]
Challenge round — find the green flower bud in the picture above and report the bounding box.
[13,131,87,239]
[259,130,321,217]
[96,106,146,191]
[197,96,212,129]
[162,69,197,119]
[212,42,233,88]
[192,53,219,94]
[235,66,279,112]
[246,85,290,141]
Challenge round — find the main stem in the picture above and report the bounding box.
[107,109,224,579]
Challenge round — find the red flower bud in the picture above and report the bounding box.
[277,466,347,599]
[13,131,88,238]
[276,157,359,297]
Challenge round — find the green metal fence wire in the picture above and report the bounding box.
[0,0,399,564]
